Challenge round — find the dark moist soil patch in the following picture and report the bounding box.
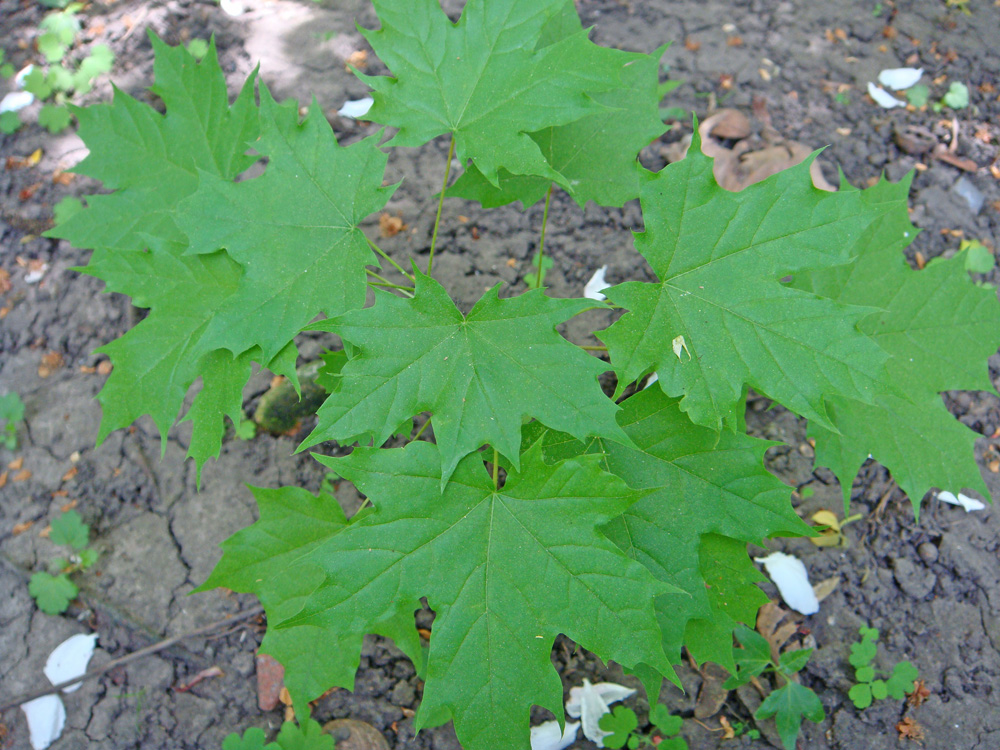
[2,1,1000,749]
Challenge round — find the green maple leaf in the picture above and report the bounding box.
[357,0,633,188]
[43,36,304,469]
[48,33,259,260]
[50,510,90,550]
[203,441,671,750]
[754,681,824,750]
[796,178,1000,511]
[90,239,297,472]
[302,271,629,484]
[598,129,894,432]
[530,386,810,669]
[29,572,78,614]
[447,11,666,209]
[175,87,395,363]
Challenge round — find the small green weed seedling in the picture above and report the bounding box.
[46,0,1000,746]
[1,392,25,450]
[723,718,760,740]
[28,510,99,614]
[598,704,687,750]
[725,625,825,750]
[2,3,115,133]
[933,81,969,112]
[222,719,332,750]
[847,626,919,709]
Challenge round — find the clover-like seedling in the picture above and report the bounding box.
[847,625,919,709]
[222,718,332,750]
[598,703,687,750]
[29,510,99,615]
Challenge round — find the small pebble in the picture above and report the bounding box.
[917,542,938,564]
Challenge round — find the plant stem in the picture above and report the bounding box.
[531,183,554,290]
[580,344,608,352]
[366,235,415,282]
[412,417,432,442]
[367,269,415,293]
[427,135,455,277]
[492,447,499,489]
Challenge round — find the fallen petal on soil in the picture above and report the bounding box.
[878,67,923,90]
[21,694,65,750]
[936,490,985,512]
[754,551,820,615]
[867,82,906,108]
[530,720,579,750]
[44,633,97,692]
[0,91,34,113]
[566,679,635,747]
[583,266,610,301]
[338,97,374,119]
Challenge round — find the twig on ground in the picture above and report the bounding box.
[0,605,264,713]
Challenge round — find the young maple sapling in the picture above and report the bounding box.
[43,0,1000,748]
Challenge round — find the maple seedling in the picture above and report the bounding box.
[28,510,99,615]
[847,626,920,710]
[724,625,824,750]
[45,0,1000,747]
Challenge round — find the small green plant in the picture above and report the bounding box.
[933,81,969,112]
[905,84,929,108]
[222,718,333,750]
[46,1,1000,747]
[725,719,760,740]
[3,3,115,133]
[847,626,919,709]
[599,704,687,749]
[724,626,825,750]
[1,392,25,449]
[523,249,554,288]
[0,48,14,78]
[28,510,99,614]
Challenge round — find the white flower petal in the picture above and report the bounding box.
[0,90,34,113]
[21,695,66,750]
[867,82,906,109]
[219,0,245,17]
[936,490,986,512]
[583,266,610,301]
[565,679,635,718]
[754,551,820,615]
[337,97,374,119]
[530,720,579,750]
[15,64,35,89]
[877,67,924,90]
[44,633,98,693]
[565,679,635,747]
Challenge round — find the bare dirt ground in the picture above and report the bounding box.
[2,0,1000,748]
